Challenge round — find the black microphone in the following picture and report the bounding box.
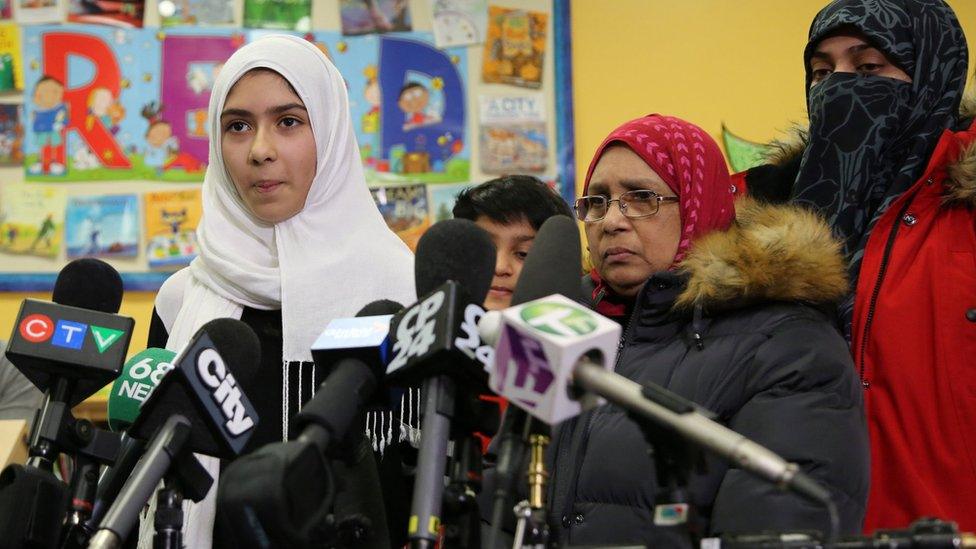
[483,215,582,548]
[387,219,495,549]
[89,318,260,549]
[216,299,403,549]
[0,259,130,549]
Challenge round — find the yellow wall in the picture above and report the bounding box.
[3,0,976,348]
[571,0,976,191]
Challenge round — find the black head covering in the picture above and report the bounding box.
[791,0,968,337]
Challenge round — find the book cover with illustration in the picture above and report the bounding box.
[0,103,23,165]
[144,188,201,268]
[0,23,23,91]
[0,183,66,258]
[305,31,469,184]
[15,0,64,24]
[68,0,144,27]
[243,0,311,31]
[0,0,11,18]
[428,181,472,222]
[479,94,546,174]
[64,193,139,258]
[482,6,546,89]
[161,0,234,27]
[431,0,486,48]
[370,183,429,250]
[340,0,411,36]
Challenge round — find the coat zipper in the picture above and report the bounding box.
[857,197,915,386]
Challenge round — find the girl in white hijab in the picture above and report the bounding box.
[144,34,415,547]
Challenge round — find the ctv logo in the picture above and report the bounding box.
[18,313,125,353]
[520,303,598,337]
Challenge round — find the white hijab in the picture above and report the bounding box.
[141,35,415,548]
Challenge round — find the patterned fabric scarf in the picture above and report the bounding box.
[792,0,968,284]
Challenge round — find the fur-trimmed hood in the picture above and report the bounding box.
[674,197,848,311]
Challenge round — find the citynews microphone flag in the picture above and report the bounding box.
[489,294,620,425]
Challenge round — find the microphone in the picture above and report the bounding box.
[216,299,403,549]
[0,259,130,549]
[389,219,495,549]
[482,215,582,548]
[89,319,260,549]
[87,349,176,531]
[482,294,835,513]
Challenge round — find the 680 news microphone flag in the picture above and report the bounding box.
[89,319,260,549]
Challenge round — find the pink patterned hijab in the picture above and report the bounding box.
[583,114,736,265]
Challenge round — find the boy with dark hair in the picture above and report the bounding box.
[453,175,573,310]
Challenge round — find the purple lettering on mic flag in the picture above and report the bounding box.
[492,324,554,409]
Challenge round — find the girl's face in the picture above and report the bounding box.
[220,70,317,224]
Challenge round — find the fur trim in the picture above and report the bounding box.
[944,140,976,207]
[675,197,848,310]
[961,94,976,121]
[764,125,808,167]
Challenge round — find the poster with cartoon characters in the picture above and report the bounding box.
[68,0,144,27]
[0,183,66,258]
[64,194,139,258]
[144,188,201,268]
[22,25,242,181]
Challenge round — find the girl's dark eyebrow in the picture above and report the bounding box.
[220,103,308,119]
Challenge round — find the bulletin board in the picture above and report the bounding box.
[0,0,576,291]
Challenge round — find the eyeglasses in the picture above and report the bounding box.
[574,190,679,222]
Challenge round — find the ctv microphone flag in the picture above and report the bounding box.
[5,298,134,406]
[489,294,620,424]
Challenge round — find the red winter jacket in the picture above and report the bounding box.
[852,118,976,532]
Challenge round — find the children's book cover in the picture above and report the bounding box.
[370,183,429,250]
[431,0,486,48]
[0,183,66,258]
[161,0,234,27]
[0,0,11,18]
[64,193,139,258]
[305,31,469,184]
[144,188,201,268]
[15,0,64,25]
[340,0,411,36]
[0,103,24,165]
[482,6,546,89]
[68,0,144,28]
[479,94,546,174]
[0,23,23,91]
[428,181,472,222]
[243,0,311,31]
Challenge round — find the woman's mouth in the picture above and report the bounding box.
[488,286,513,297]
[254,180,284,193]
[604,246,635,262]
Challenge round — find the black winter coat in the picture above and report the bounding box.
[546,199,869,547]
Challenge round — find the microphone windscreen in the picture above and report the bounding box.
[356,299,404,317]
[52,258,124,313]
[510,216,582,306]
[191,318,261,386]
[415,218,495,304]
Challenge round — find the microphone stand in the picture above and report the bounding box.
[408,375,456,549]
[512,433,550,549]
[442,434,483,549]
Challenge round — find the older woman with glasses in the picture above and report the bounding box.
[546,115,869,547]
